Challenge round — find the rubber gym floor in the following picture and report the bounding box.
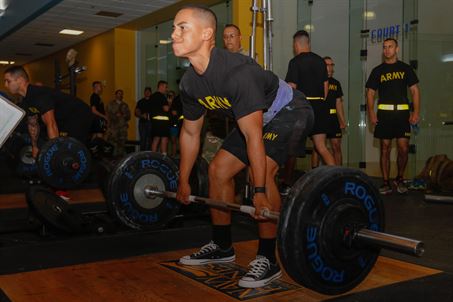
[0,166,452,301]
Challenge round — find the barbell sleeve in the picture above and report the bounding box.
[144,187,280,220]
[354,228,425,257]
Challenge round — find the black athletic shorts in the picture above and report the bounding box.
[151,120,170,137]
[374,110,411,139]
[309,101,330,136]
[221,90,314,166]
[326,111,342,139]
[91,116,107,134]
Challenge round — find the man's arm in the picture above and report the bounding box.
[409,84,420,125]
[287,82,297,89]
[236,111,266,188]
[176,116,204,203]
[41,110,59,139]
[236,111,272,218]
[336,97,346,128]
[27,115,41,158]
[366,88,378,126]
[91,106,107,120]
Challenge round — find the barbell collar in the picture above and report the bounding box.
[354,228,425,257]
[144,186,280,220]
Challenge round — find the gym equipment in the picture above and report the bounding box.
[105,152,209,230]
[250,0,274,70]
[36,137,92,189]
[106,152,424,295]
[26,185,116,234]
[0,95,25,149]
[26,185,84,233]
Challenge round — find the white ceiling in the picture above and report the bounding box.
[0,0,179,65]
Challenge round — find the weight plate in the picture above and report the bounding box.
[26,185,81,233]
[278,166,384,295]
[37,137,92,189]
[106,151,180,230]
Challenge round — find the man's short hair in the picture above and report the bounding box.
[224,24,241,35]
[293,30,310,40]
[4,65,29,81]
[384,38,398,47]
[323,56,332,60]
[157,80,168,88]
[144,86,152,93]
[92,81,101,88]
[179,4,217,34]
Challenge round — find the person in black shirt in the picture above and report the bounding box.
[312,56,346,166]
[3,66,93,158]
[282,30,335,195]
[150,80,170,154]
[135,87,153,151]
[90,81,107,139]
[167,90,182,157]
[366,38,420,195]
[172,5,313,288]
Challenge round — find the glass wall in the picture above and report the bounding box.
[136,0,453,178]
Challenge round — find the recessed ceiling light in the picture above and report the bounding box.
[35,42,54,47]
[364,11,376,20]
[59,29,84,36]
[95,11,123,18]
[0,61,14,65]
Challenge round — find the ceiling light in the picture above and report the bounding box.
[364,11,376,20]
[95,11,123,18]
[442,54,453,63]
[59,29,84,36]
[0,61,10,65]
[304,24,314,32]
[0,0,8,10]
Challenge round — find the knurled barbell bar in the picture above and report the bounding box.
[143,187,424,257]
[105,151,425,295]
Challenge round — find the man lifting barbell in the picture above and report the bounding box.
[171,4,314,288]
[4,66,94,195]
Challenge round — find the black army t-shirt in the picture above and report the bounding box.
[136,97,153,120]
[285,52,328,98]
[365,61,419,104]
[90,93,105,114]
[149,92,169,118]
[22,85,91,130]
[326,77,343,110]
[326,77,343,125]
[180,47,279,121]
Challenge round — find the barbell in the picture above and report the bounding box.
[105,151,425,295]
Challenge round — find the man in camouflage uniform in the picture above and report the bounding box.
[106,89,131,157]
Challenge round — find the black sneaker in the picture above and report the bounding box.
[179,241,235,265]
[379,182,393,195]
[238,255,282,288]
[393,177,408,194]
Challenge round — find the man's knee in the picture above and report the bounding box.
[208,160,231,185]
